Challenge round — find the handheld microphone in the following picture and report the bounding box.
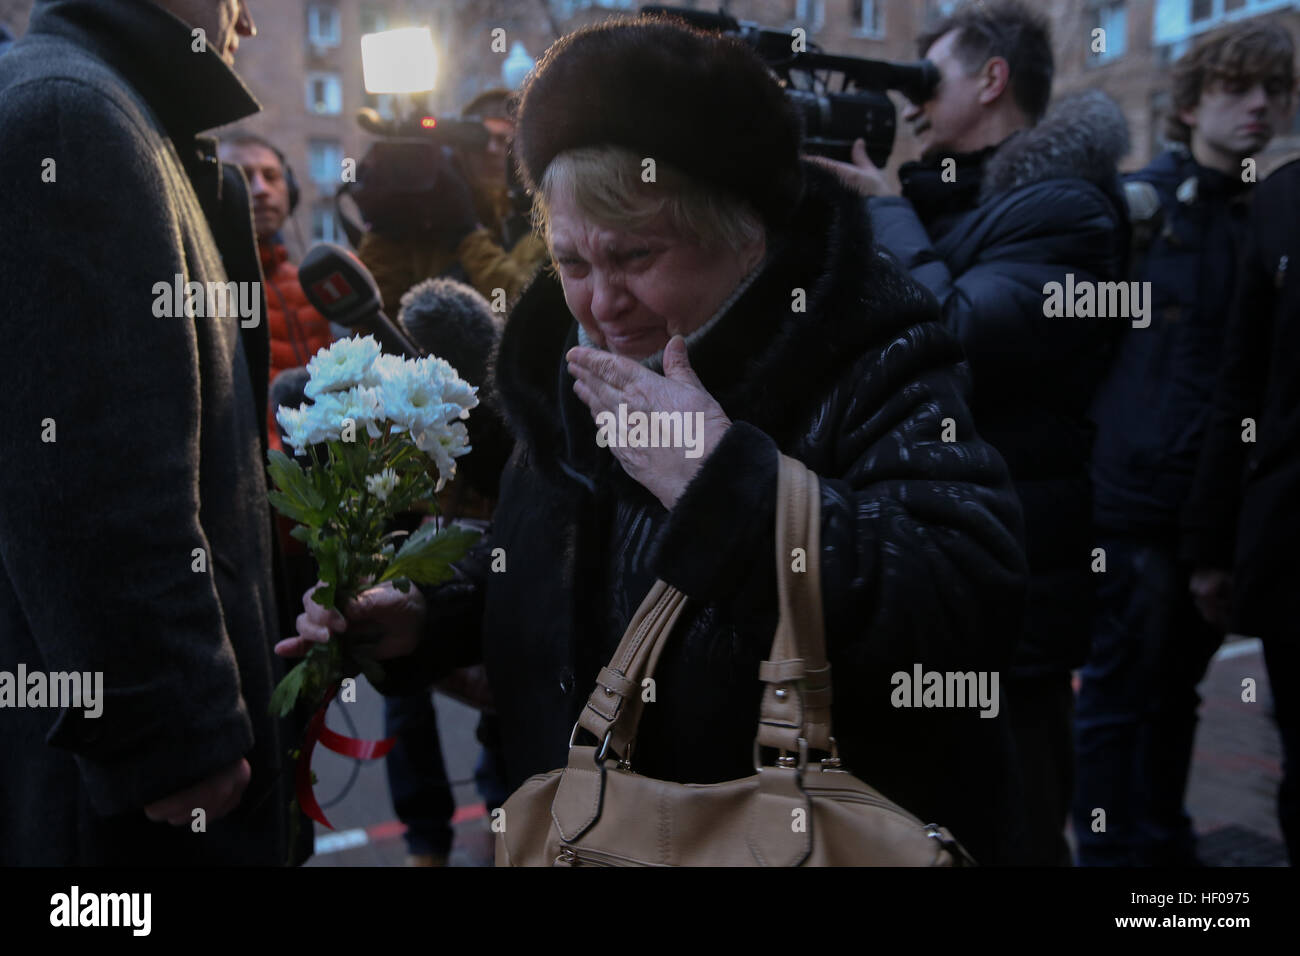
[297,242,424,358]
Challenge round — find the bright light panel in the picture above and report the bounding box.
[361,27,437,94]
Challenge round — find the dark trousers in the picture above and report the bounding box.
[1262,636,1299,864]
[1073,534,1223,865]
[383,692,454,857]
[1007,672,1075,865]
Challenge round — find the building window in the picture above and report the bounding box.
[312,202,341,243]
[792,0,826,33]
[1091,1,1127,63]
[546,0,636,15]
[307,4,341,48]
[359,4,388,36]
[925,0,961,21]
[852,0,886,38]
[1155,0,1293,46]
[308,140,344,187]
[364,90,397,121]
[306,73,343,115]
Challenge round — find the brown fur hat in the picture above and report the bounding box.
[513,15,805,227]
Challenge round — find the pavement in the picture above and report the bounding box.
[303,635,1288,868]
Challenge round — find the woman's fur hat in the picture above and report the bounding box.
[513,15,805,227]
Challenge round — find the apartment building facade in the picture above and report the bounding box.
[3,0,1298,252]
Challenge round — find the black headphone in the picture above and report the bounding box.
[222,131,300,213]
[279,146,301,215]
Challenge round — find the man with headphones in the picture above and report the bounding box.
[219,130,334,453]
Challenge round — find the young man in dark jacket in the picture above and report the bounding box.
[0,0,307,864]
[1182,157,1300,865]
[1078,24,1295,867]
[816,0,1129,864]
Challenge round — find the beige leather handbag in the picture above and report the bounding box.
[495,455,974,866]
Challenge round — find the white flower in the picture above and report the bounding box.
[362,352,408,389]
[276,404,314,454]
[305,335,382,399]
[414,420,472,491]
[381,356,478,437]
[334,385,385,439]
[364,468,399,501]
[299,393,345,444]
[277,399,345,452]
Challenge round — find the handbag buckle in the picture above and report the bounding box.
[753,736,809,773]
[820,736,848,772]
[569,720,617,765]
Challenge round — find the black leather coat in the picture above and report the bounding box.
[384,161,1031,863]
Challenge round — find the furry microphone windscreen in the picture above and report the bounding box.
[397,278,501,388]
[270,366,310,414]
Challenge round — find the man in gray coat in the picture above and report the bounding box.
[0,0,305,864]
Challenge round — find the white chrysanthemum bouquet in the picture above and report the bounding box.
[267,335,480,719]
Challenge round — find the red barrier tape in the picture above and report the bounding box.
[295,684,396,830]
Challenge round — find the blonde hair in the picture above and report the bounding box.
[531,145,764,256]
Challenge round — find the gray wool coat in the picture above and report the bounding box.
[0,0,303,864]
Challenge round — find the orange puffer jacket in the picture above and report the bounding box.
[261,242,333,452]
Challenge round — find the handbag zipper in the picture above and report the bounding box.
[555,845,644,867]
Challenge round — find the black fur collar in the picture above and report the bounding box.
[489,159,931,487]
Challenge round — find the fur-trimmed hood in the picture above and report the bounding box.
[488,159,936,488]
[979,89,1130,202]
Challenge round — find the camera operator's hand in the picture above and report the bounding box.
[431,154,482,245]
[807,138,898,198]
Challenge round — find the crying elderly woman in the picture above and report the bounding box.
[284,15,1029,864]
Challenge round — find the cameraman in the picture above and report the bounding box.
[816,0,1130,865]
[357,89,547,314]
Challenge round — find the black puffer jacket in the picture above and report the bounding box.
[868,91,1130,677]
[379,161,1030,863]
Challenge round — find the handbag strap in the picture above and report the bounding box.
[574,579,689,758]
[756,454,833,754]
[574,454,833,760]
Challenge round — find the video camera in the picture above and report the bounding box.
[355,95,491,151]
[340,100,533,247]
[340,95,533,248]
[641,5,939,167]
